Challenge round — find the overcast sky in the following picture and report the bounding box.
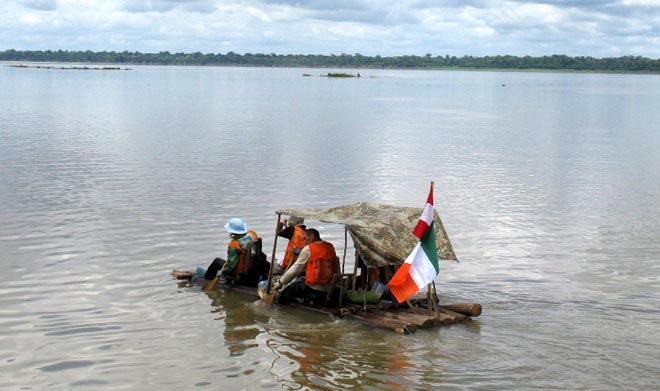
[1,0,659,57]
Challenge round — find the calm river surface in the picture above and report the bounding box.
[1,64,659,390]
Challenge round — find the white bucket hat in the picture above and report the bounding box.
[224,218,248,234]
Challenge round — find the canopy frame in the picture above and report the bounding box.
[275,202,456,269]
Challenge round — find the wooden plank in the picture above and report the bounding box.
[437,308,469,322]
[347,313,417,334]
[438,303,482,317]
[380,311,443,328]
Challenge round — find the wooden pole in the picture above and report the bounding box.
[341,226,348,274]
[351,252,359,292]
[427,284,432,316]
[337,226,348,307]
[432,285,440,318]
[266,212,281,292]
[437,303,482,317]
[427,180,441,318]
[437,308,468,322]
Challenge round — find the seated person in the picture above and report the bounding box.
[271,228,340,306]
[190,218,267,287]
[276,216,306,272]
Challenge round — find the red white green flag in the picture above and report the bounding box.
[412,182,434,240]
[388,183,440,303]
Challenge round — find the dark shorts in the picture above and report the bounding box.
[204,257,226,280]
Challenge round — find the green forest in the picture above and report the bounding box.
[2,49,659,72]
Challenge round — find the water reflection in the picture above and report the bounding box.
[205,290,266,357]
[177,280,429,389]
[266,318,419,390]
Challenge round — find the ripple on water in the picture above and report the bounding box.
[38,360,95,372]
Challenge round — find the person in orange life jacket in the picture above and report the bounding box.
[272,228,341,305]
[198,218,257,281]
[276,216,306,272]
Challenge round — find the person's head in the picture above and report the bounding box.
[303,228,321,245]
[289,216,304,226]
[224,218,248,236]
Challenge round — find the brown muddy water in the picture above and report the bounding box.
[1,64,659,390]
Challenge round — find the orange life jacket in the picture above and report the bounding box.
[282,226,305,269]
[305,241,340,286]
[228,230,258,275]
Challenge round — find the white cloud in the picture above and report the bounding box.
[20,13,42,26]
[0,0,659,57]
[621,0,660,6]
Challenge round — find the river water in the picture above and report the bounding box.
[1,64,659,390]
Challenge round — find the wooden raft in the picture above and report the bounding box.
[287,300,481,334]
[173,270,481,334]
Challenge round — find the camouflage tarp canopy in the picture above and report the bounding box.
[277,202,457,268]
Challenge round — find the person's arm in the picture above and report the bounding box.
[277,224,294,240]
[222,246,241,275]
[278,246,310,286]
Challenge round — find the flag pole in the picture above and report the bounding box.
[427,283,433,316]
[426,180,441,318]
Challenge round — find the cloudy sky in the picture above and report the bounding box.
[1,0,659,57]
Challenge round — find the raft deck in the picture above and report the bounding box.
[174,271,480,334]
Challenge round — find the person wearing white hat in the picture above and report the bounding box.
[200,218,258,281]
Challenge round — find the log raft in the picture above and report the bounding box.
[438,303,482,317]
[349,300,479,333]
[173,270,481,334]
[290,298,480,334]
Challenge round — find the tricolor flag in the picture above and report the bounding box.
[412,183,434,240]
[388,183,440,303]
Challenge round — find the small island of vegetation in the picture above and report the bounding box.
[2,49,659,74]
[10,64,129,71]
[326,72,358,77]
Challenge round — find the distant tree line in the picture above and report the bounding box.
[1,49,659,72]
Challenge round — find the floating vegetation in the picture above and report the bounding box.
[302,72,367,78]
[326,72,357,78]
[10,64,131,71]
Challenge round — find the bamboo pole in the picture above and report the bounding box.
[341,226,348,274]
[266,212,281,292]
[427,180,442,318]
[338,225,348,308]
[427,284,432,316]
[427,284,440,317]
[351,252,359,292]
[433,290,441,318]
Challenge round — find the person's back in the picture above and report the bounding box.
[281,224,306,270]
[305,240,340,290]
[199,218,261,284]
[174,219,268,288]
[273,228,341,306]
[226,230,256,276]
